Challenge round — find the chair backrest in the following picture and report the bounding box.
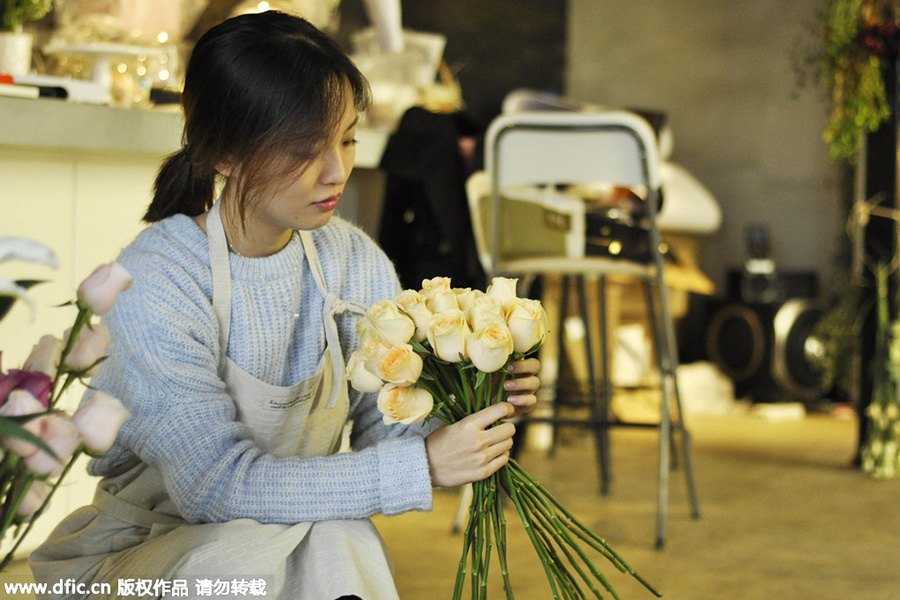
[476,110,662,276]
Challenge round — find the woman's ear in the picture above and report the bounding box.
[215,159,238,176]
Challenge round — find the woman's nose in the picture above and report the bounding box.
[320,145,350,185]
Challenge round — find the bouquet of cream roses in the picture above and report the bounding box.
[0,237,132,570]
[348,276,659,599]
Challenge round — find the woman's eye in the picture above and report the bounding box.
[343,138,358,147]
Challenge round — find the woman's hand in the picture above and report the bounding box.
[425,402,516,488]
[503,357,541,417]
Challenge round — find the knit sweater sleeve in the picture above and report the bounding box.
[88,220,433,524]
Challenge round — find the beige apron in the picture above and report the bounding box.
[30,202,400,600]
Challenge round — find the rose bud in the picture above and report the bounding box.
[77,262,134,316]
[506,297,549,354]
[420,276,452,301]
[486,277,520,311]
[377,383,434,425]
[22,414,81,477]
[63,324,111,376]
[364,299,416,346]
[0,389,46,418]
[454,288,484,313]
[347,351,385,393]
[23,334,64,378]
[71,391,130,454]
[0,390,47,457]
[426,309,470,363]
[366,343,423,386]
[467,296,504,330]
[467,317,515,373]
[393,290,433,342]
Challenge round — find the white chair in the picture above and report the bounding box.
[466,110,700,549]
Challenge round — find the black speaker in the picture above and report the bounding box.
[703,298,825,403]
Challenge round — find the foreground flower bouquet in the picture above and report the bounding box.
[0,238,132,570]
[349,276,661,599]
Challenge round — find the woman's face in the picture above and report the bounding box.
[240,95,359,243]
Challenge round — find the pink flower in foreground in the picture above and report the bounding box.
[23,334,64,378]
[63,324,111,376]
[21,414,81,478]
[0,389,45,418]
[71,392,129,454]
[76,262,133,316]
[0,390,47,458]
[16,480,52,518]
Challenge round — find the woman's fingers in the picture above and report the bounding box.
[505,358,541,416]
[425,403,517,487]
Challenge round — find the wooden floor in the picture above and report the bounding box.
[4,409,898,600]
[376,410,900,600]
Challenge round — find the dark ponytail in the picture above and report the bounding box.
[142,11,370,225]
[144,148,215,222]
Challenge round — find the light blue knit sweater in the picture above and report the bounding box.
[85,214,434,524]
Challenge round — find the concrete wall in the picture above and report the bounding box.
[566,0,847,296]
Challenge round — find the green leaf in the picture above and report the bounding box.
[0,416,57,458]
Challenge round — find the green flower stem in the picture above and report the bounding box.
[457,364,478,415]
[452,487,478,600]
[50,303,93,409]
[532,523,583,600]
[518,484,613,600]
[489,472,515,600]
[508,460,662,597]
[509,460,627,569]
[502,466,563,600]
[479,480,493,600]
[0,449,83,571]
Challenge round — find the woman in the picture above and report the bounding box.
[30,11,540,600]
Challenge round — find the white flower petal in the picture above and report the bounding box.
[0,237,59,268]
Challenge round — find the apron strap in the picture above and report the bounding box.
[299,231,366,409]
[206,200,233,373]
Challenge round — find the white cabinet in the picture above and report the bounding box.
[0,98,175,557]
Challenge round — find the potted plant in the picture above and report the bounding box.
[0,0,52,76]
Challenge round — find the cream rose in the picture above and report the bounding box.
[347,351,385,393]
[71,391,130,454]
[426,290,460,314]
[426,309,470,363]
[467,296,504,329]
[23,334,64,378]
[420,276,452,299]
[77,262,134,316]
[454,288,484,313]
[377,383,434,425]
[486,277,519,311]
[363,299,416,346]
[467,317,514,373]
[366,343,423,386]
[394,289,433,342]
[507,297,549,354]
[63,324,111,376]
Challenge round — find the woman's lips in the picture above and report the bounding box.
[315,195,340,211]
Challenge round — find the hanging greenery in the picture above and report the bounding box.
[818,0,900,161]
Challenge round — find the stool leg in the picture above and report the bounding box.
[647,277,702,522]
[577,275,607,495]
[549,275,572,456]
[597,275,612,495]
[643,278,672,549]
